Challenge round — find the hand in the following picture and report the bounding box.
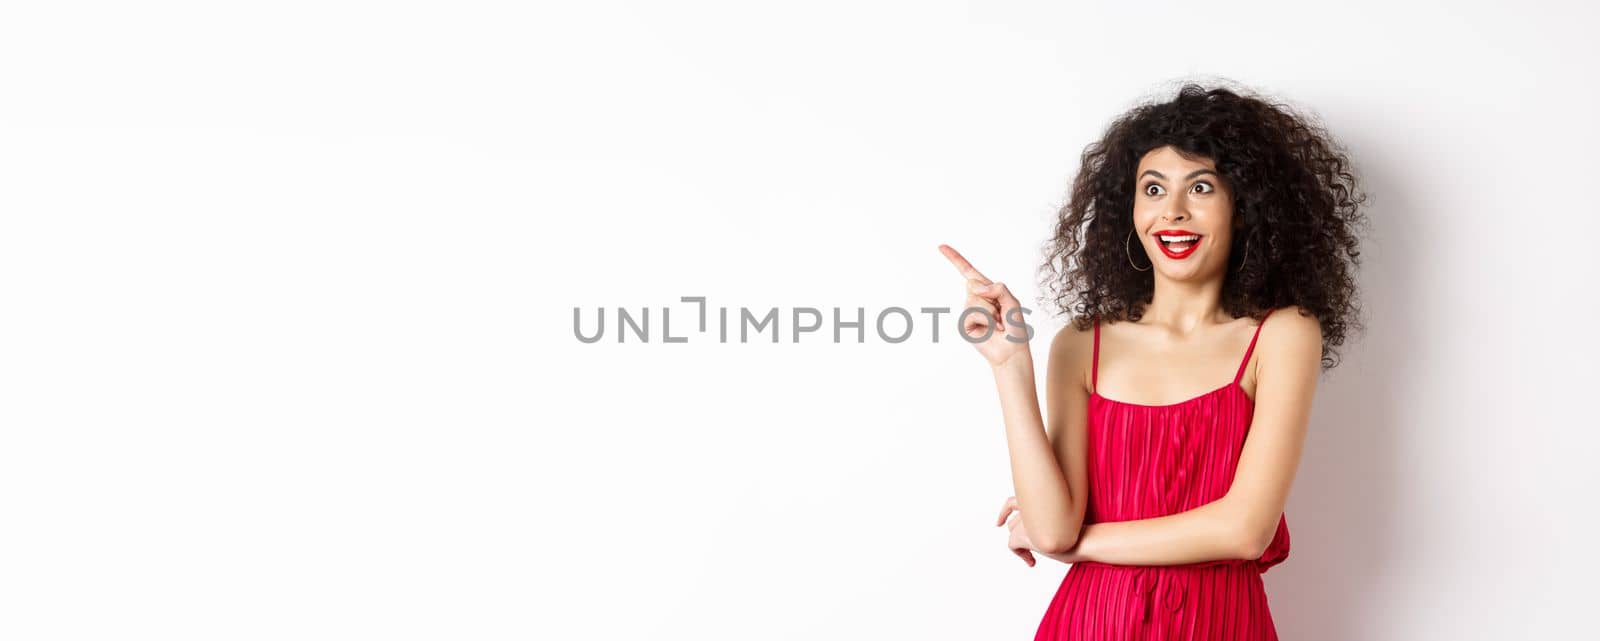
[998,496,1087,566]
[938,245,1032,368]
[996,495,1037,567]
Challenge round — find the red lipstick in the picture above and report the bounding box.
[1152,229,1203,260]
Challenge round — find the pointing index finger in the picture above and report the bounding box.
[938,244,991,284]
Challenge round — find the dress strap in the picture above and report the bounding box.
[1091,319,1100,393]
[1233,307,1276,385]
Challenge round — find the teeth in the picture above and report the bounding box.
[1159,235,1199,243]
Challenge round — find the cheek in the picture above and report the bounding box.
[1203,203,1236,231]
[1130,204,1159,227]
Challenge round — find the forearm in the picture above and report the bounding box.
[1067,497,1257,566]
[991,354,1080,553]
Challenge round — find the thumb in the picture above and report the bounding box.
[989,282,1020,310]
[983,282,1018,331]
[995,289,1032,342]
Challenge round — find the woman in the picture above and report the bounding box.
[939,83,1367,639]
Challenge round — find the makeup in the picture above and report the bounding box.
[1153,230,1202,260]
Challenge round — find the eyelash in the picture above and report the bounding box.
[1143,181,1214,197]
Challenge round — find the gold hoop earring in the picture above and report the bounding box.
[1125,227,1151,272]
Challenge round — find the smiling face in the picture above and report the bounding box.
[1131,145,1237,280]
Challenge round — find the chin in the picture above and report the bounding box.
[1156,262,1215,280]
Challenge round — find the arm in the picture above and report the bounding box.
[1056,307,1323,566]
[939,245,1090,556]
[993,324,1091,555]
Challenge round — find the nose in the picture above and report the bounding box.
[1161,197,1190,223]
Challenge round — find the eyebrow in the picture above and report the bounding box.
[1140,168,1220,181]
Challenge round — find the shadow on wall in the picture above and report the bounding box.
[1264,125,1410,641]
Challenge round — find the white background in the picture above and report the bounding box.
[2,1,1595,639]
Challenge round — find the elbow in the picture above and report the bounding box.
[1034,531,1080,556]
[1233,524,1275,561]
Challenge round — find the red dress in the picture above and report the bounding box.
[1034,308,1290,640]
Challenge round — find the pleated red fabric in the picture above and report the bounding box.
[1034,308,1290,640]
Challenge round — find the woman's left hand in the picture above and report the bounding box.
[997,495,1038,566]
[997,496,1085,566]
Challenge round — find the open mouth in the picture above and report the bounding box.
[1155,233,1201,259]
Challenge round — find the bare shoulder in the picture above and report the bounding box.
[1264,305,1323,346]
[1260,305,1324,372]
[1048,318,1095,361]
[1046,318,1095,393]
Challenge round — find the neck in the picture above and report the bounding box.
[1140,277,1229,334]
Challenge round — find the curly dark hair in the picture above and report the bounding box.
[1038,81,1369,371]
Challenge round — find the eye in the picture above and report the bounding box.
[1143,182,1165,197]
[1192,181,1215,194]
